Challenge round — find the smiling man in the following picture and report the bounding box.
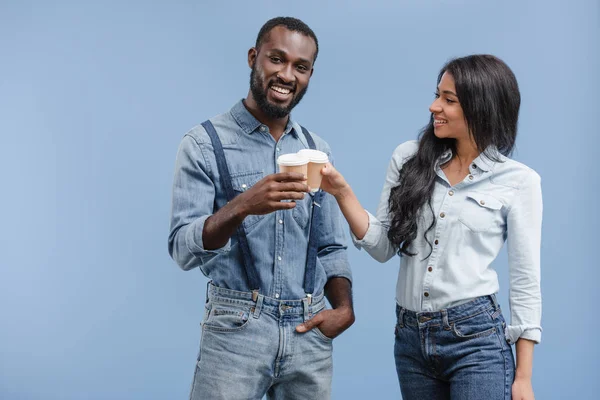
[168,17,354,400]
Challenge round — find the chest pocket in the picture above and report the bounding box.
[458,192,503,233]
[292,195,311,228]
[231,171,265,232]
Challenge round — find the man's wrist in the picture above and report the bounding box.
[228,196,249,223]
[333,305,355,324]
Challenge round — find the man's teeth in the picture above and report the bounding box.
[271,86,291,94]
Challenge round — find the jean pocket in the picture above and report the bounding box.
[312,327,333,344]
[450,310,497,340]
[231,170,265,232]
[202,304,252,333]
[458,192,503,233]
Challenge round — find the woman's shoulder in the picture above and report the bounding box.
[492,157,541,189]
[390,140,419,166]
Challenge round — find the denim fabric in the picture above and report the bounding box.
[394,295,515,399]
[168,100,351,300]
[189,284,333,400]
[353,140,543,344]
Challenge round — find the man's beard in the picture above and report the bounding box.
[249,64,308,119]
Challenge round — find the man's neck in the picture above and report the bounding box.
[243,95,289,141]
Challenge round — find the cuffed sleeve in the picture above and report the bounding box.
[168,134,229,271]
[506,170,543,344]
[351,210,396,263]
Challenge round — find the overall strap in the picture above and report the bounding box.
[300,126,325,299]
[201,120,260,295]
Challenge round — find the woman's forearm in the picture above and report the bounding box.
[515,338,535,379]
[334,186,369,240]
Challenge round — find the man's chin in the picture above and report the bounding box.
[262,102,292,119]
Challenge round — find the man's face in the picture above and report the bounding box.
[249,26,316,119]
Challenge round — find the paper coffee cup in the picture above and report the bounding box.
[297,149,329,192]
[277,153,309,178]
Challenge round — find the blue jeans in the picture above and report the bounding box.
[189,284,333,400]
[394,295,515,399]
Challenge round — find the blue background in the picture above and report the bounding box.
[1,0,598,398]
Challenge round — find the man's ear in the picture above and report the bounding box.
[248,47,258,69]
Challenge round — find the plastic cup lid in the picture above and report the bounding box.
[277,153,309,166]
[297,149,329,163]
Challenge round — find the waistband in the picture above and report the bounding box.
[207,283,326,320]
[396,295,501,326]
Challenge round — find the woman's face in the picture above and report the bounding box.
[429,72,469,141]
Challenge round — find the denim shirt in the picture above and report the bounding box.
[168,100,351,300]
[353,140,543,344]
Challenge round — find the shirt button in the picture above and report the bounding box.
[260,126,266,132]
[428,267,433,272]
[434,240,439,245]
[480,200,485,205]
[472,163,477,169]
[440,212,445,218]
[241,184,247,189]
[278,219,283,224]
[424,292,430,297]
[277,256,282,261]
[448,190,454,196]
[277,147,281,152]
[468,175,474,180]
[275,293,280,299]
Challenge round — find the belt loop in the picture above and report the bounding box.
[302,297,311,322]
[489,294,501,319]
[489,294,500,311]
[205,280,211,304]
[441,309,451,330]
[398,307,405,328]
[252,294,264,319]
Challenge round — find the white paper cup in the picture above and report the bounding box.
[277,153,309,178]
[297,149,329,192]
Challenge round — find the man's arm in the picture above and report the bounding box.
[203,171,310,249]
[168,132,310,269]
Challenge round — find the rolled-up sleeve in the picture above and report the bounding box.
[168,134,230,271]
[506,170,543,344]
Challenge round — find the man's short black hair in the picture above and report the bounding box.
[255,17,319,62]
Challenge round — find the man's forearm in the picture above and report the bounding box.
[324,277,354,311]
[202,198,247,250]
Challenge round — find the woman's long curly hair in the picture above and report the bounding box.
[387,54,520,257]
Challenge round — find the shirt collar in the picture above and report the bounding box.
[473,147,504,172]
[230,99,298,137]
[435,146,502,172]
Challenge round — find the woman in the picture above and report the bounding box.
[321,55,541,399]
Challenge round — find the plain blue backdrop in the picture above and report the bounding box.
[1,0,598,399]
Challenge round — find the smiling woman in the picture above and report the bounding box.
[315,54,541,400]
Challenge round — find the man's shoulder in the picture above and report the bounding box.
[184,111,237,145]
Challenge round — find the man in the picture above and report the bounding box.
[168,17,354,400]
